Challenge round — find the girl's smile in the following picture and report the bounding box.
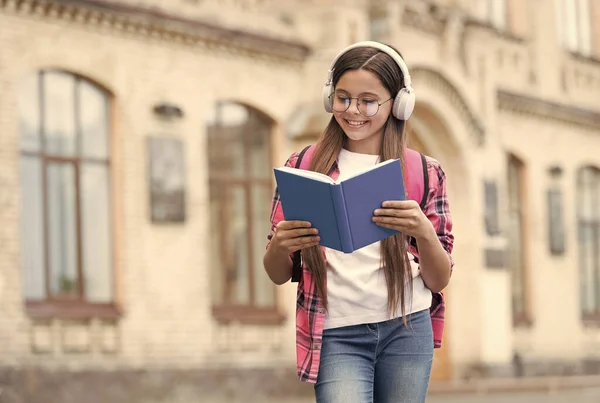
[332,69,392,153]
[343,118,368,128]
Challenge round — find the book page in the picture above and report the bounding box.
[275,167,336,184]
[338,159,398,183]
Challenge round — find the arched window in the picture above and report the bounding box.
[18,71,114,316]
[207,101,278,323]
[578,166,600,321]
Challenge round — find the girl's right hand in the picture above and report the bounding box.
[270,220,320,255]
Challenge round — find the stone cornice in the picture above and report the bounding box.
[569,51,600,67]
[463,17,526,44]
[498,91,600,129]
[0,0,311,62]
[412,67,486,147]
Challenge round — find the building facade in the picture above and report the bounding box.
[1,0,600,400]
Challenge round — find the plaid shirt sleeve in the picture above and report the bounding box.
[423,157,455,269]
[266,152,301,249]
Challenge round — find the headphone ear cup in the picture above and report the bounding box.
[323,84,334,113]
[392,88,415,120]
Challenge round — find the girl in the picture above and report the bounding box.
[264,41,454,403]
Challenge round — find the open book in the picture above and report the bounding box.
[273,159,405,253]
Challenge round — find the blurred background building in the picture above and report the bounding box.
[1,0,600,401]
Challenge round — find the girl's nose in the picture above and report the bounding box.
[347,98,360,114]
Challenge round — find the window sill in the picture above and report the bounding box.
[25,300,122,320]
[212,305,286,326]
[513,314,533,328]
[582,315,600,327]
[569,51,600,66]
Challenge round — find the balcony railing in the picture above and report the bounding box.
[562,53,600,110]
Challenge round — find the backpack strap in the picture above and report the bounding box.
[297,145,315,170]
[295,145,312,169]
[404,148,429,209]
[419,153,429,209]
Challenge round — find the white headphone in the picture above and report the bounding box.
[322,41,415,121]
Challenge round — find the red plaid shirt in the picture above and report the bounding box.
[267,151,454,384]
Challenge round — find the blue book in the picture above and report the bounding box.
[273,159,406,253]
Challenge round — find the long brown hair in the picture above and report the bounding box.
[303,44,414,324]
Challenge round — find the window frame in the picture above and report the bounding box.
[474,0,508,31]
[578,166,600,324]
[207,101,283,325]
[556,0,593,56]
[19,70,118,319]
[507,154,532,327]
[368,5,389,42]
[488,0,508,31]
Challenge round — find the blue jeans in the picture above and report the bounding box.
[314,309,433,403]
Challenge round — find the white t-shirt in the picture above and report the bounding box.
[323,148,433,330]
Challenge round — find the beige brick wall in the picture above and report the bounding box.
[0,24,29,363]
[592,0,600,57]
[0,6,305,368]
[1,0,600,382]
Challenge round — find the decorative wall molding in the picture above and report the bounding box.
[0,0,311,62]
[498,90,600,129]
[458,17,528,79]
[28,318,121,355]
[401,1,447,37]
[463,17,526,45]
[412,67,486,146]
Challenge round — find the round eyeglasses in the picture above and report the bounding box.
[330,93,393,117]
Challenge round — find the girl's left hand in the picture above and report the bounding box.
[373,200,434,240]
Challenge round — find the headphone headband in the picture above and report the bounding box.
[322,41,415,120]
[324,41,413,91]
